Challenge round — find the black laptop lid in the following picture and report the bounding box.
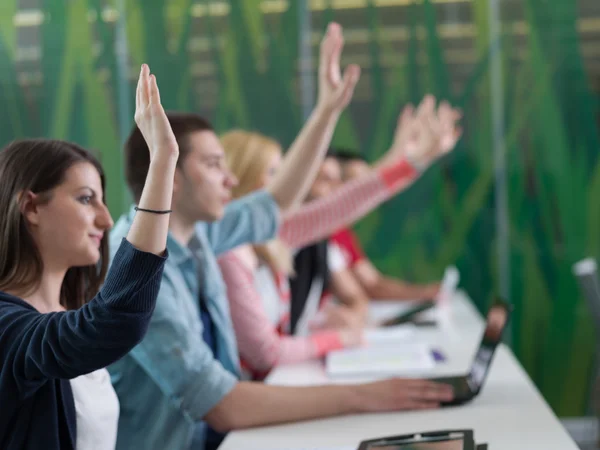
[466,300,512,391]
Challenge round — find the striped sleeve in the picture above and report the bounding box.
[279,159,417,249]
[218,250,343,372]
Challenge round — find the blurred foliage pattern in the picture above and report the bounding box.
[1,0,599,416]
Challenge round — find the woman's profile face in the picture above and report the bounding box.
[258,151,282,190]
[24,162,113,270]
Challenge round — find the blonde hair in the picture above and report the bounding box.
[221,130,295,275]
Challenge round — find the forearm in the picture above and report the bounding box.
[206,381,359,432]
[279,160,417,249]
[7,241,166,384]
[330,272,370,318]
[267,105,339,212]
[341,295,369,318]
[127,156,177,255]
[366,277,418,300]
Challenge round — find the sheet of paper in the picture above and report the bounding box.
[363,324,416,345]
[326,342,435,377]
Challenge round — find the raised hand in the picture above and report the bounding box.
[134,64,179,162]
[316,23,361,114]
[126,64,179,255]
[436,100,462,154]
[379,96,462,171]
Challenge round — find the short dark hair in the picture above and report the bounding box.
[327,146,367,163]
[125,112,214,202]
[0,139,108,311]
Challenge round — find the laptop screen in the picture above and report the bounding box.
[467,303,510,389]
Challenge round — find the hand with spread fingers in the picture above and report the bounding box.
[266,22,361,212]
[316,22,361,115]
[378,96,462,171]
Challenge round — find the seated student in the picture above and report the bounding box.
[218,121,425,378]
[331,148,441,301]
[107,23,455,450]
[0,65,176,450]
[288,153,372,334]
[290,102,461,331]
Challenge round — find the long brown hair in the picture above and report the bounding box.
[0,139,109,310]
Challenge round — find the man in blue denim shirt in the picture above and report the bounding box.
[108,24,457,450]
[109,188,280,450]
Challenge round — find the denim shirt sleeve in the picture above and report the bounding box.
[125,275,238,420]
[202,190,281,256]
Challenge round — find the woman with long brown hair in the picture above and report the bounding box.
[0,64,178,450]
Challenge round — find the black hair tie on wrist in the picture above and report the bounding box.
[134,206,172,214]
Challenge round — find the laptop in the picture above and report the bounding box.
[432,299,512,406]
[379,266,460,328]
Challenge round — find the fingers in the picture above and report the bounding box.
[408,380,454,402]
[328,23,344,86]
[438,100,458,133]
[437,100,453,122]
[453,126,463,142]
[338,64,360,107]
[319,23,339,84]
[135,65,144,111]
[394,105,414,139]
[416,94,436,119]
[141,64,150,107]
[149,74,161,106]
[415,96,438,146]
[136,64,151,109]
[399,104,414,125]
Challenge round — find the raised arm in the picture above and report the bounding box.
[375,96,462,171]
[278,160,416,249]
[126,64,179,255]
[2,240,166,391]
[2,64,179,392]
[266,23,360,212]
[279,97,463,249]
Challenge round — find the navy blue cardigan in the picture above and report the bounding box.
[0,239,167,450]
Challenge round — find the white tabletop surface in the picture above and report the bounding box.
[220,292,578,450]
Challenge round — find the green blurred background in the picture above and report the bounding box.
[1,0,600,417]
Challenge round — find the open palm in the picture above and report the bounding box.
[316,23,361,113]
[390,96,462,170]
[134,64,179,162]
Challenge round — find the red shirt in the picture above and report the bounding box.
[330,228,365,268]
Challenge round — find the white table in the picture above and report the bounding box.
[221,292,579,449]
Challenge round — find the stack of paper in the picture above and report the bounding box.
[326,342,435,378]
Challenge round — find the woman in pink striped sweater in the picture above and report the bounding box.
[218,98,461,379]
